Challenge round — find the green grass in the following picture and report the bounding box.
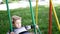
[0,6,60,34]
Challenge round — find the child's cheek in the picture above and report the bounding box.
[15,24,19,27]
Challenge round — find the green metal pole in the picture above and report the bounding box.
[29,0,37,34]
[37,27,42,34]
[6,0,13,32]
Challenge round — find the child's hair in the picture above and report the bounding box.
[12,15,21,24]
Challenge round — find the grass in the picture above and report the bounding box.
[0,6,60,34]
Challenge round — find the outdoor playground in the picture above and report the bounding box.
[0,0,60,34]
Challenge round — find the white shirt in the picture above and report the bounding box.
[0,0,3,2]
[7,25,32,34]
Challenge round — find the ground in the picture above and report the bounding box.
[0,1,60,10]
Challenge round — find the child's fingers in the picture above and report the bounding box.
[36,25,38,29]
[10,32,14,34]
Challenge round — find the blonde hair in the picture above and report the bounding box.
[12,15,21,24]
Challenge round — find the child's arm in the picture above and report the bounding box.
[25,25,38,30]
[25,25,33,30]
[10,32,14,34]
[7,32,14,34]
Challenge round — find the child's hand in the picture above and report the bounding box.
[36,25,38,29]
[10,32,14,34]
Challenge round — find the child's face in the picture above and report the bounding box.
[13,19,21,28]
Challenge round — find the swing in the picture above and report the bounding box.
[51,0,60,31]
[49,0,60,34]
[29,0,41,34]
[48,0,52,34]
[6,0,41,34]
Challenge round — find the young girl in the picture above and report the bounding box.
[7,15,38,34]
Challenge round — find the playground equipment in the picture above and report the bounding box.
[49,0,52,34]
[6,0,41,34]
[35,0,41,34]
[6,0,13,32]
[5,0,60,34]
[49,0,60,34]
[29,0,41,34]
[51,0,60,31]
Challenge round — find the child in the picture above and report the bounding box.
[7,15,38,34]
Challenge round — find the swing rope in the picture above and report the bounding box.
[29,0,37,34]
[29,0,41,34]
[50,0,60,31]
[6,0,13,32]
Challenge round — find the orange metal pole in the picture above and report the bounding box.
[48,0,52,34]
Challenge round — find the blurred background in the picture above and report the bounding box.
[0,0,60,34]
